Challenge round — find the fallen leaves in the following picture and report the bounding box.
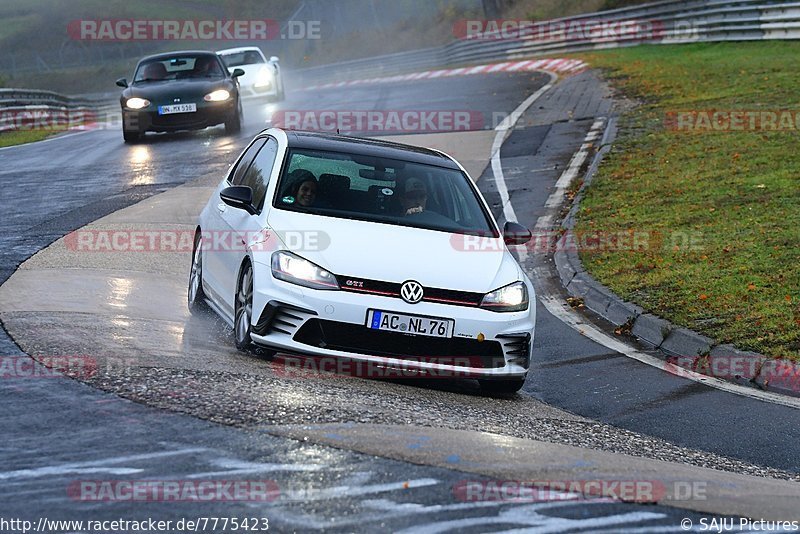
[566,297,585,309]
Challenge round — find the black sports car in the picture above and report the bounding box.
[116,51,244,143]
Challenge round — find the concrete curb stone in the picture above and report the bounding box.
[631,313,673,349]
[660,327,714,358]
[708,344,764,386]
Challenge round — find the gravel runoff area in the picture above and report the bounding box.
[70,359,800,484]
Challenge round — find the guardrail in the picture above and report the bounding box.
[294,0,800,85]
[0,89,116,133]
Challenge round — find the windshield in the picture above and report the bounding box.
[133,54,225,82]
[220,50,265,68]
[273,148,497,236]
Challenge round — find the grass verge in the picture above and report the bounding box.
[576,41,800,361]
[0,129,63,148]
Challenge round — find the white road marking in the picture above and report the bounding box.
[543,119,605,209]
[184,458,327,478]
[394,502,665,534]
[490,71,558,266]
[361,494,588,513]
[282,478,439,501]
[490,71,558,218]
[538,292,800,410]
[0,448,207,480]
[271,486,658,531]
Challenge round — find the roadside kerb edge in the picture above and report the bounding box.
[553,116,800,398]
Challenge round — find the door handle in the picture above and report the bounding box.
[217,203,226,213]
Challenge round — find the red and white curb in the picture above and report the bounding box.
[301,58,587,91]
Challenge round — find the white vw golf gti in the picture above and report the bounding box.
[190,128,536,393]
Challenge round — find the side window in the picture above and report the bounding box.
[241,137,279,212]
[230,138,267,185]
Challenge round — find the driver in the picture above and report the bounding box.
[141,62,167,81]
[193,56,222,77]
[399,178,427,216]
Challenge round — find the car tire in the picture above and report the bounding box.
[188,231,208,314]
[234,261,254,351]
[123,129,140,143]
[225,101,242,134]
[478,378,525,396]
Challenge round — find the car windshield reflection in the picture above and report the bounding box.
[133,54,225,83]
[273,148,497,236]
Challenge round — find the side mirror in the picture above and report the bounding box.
[503,221,532,246]
[115,78,128,88]
[220,186,256,214]
[269,56,279,63]
[231,68,245,78]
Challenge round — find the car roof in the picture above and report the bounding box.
[278,130,461,169]
[217,47,264,55]
[136,50,219,64]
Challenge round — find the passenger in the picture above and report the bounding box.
[244,51,262,65]
[193,56,222,77]
[399,177,427,216]
[283,169,319,207]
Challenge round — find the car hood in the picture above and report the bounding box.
[227,65,271,86]
[265,210,520,293]
[122,79,231,103]
[227,64,267,75]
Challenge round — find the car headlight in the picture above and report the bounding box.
[204,89,231,102]
[271,251,339,290]
[480,282,528,312]
[254,67,272,88]
[125,98,150,109]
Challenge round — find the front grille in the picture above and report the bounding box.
[293,319,505,368]
[497,332,531,367]
[336,275,484,307]
[150,113,209,129]
[253,301,317,337]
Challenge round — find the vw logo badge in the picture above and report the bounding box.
[400,280,424,304]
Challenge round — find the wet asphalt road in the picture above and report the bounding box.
[0,69,797,528]
[4,369,715,532]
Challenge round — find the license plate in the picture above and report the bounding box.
[366,310,454,339]
[158,103,197,115]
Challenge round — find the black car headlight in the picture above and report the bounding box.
[271,251,339,290]
[480,282,529,312]
[125,98,150,110]
[204,89,231,102]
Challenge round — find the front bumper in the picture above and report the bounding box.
[239,82,279,101]
[249,267,535,379]
[122,100,236,133]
